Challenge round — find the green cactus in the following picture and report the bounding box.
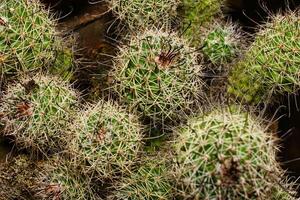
[106,0,180,30]
[0,155,41,199]
[110,156,173,200]
[112,29,204,125]
[35,157,98,200]
[71,100,143,180]
[0,75,78,154]
[228,13,300,104]
[0,0,74,76]
[202,23,239,66]
[180,0,224,45]
[173,107,296,199]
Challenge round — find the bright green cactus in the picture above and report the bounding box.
[106,0,180,30]
[180,0,224,45]
[112,29,204,125]
[228,13,300,104]
[110,156,173,200]
[0,0,74,76]
[173,107,296,199]
[0,75,78,154]
[35,157,98,200]
[72,100,143,180]
[202,23,239,66]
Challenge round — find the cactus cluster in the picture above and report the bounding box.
[228,12,300,104]
[0,0,73,76]
[71,100,143,180]
[0,75,78,154]
[180,0,224,45]
[110,156,172,200]
[173,107,295,199]
[112,29,204,125]
[202,23,239,66]
[106,0,180,30]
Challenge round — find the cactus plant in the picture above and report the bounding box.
[0,0,74,76]
[202,22,240,66]
[180,0,224,45]
[112,29,204,125]
[228,12,300,104]
[173,107,296,199]
[110,156,173,200]
[0,75,78,154]
[106,0,180,30]
[71,100,143,180]
[35,157,98,200]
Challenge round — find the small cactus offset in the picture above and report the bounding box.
[35,157,98,200]
[112,29,204,125]
[0,0,73,76]
[228,12,300,104]
[71,100,143,180]
[0,75,78,154]
[110,156,173,200]
[106,0,180,30]
[173,107,296,199]
[202,22,240,66]
[180,0,224,45]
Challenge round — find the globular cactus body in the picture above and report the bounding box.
[173,107,295,199]
[112,29,204,125]
[72,100,143,180]
[228,12,300,104]
[0,0,73,76]
[0,75,78,154]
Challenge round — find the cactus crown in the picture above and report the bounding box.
[0,0,73,76]
[228,12,300,104]
[173,107,293,199]
[0,75,77,154]
[73,100,143,179]
[107,0,180,30]
[112,29,204,125]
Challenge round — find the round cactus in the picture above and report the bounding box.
[202,23,240,66]
[0,75,78,154]
[106,0,180,30]
[0,0,73,76]
[35,157,98,200]
[173,107,296,199]
[71,100,143,180]
[110,156,173,200]
[228,12,300,104]
[112,29,204,125]
[180,0,224,45]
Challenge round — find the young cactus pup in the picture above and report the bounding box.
[173,107,296,199]
[228,12,300,104]
[72,100,143,180]
[106,0,180,30]
[110,156,173,200]
[112,29,204,126]
[202,22,240,67]
[0,75,78,155]
[0,0,74,76]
